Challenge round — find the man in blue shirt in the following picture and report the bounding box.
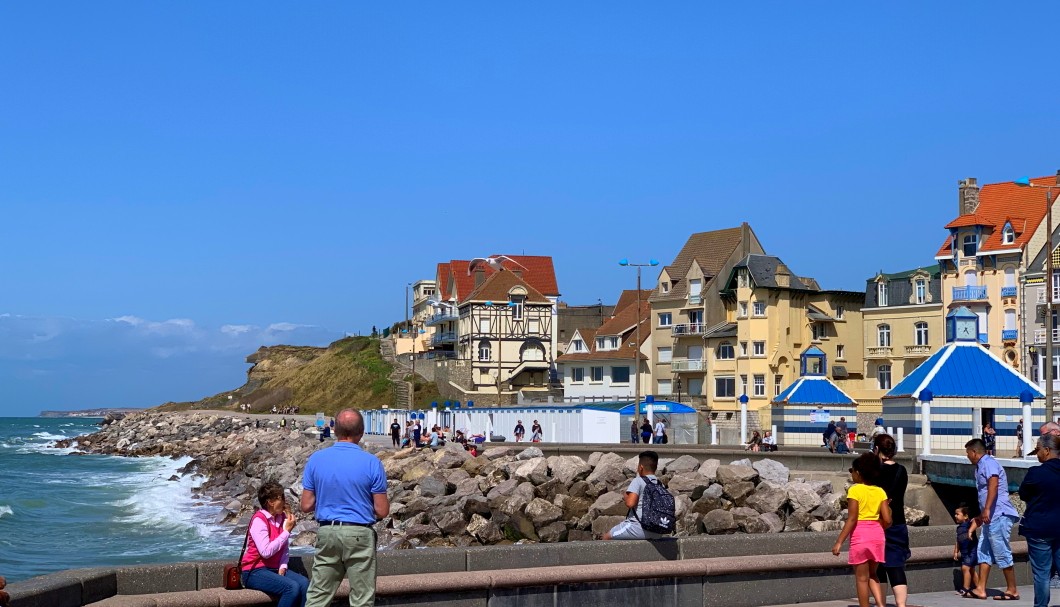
[300,409,389,607]
[965,438,1021,601]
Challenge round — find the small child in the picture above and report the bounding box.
[832,452,893,607]
[953,504,979,596]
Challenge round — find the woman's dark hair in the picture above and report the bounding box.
[873,433,898,459]
[851,452,882,485]
[257,481,285,508]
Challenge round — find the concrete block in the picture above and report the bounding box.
[152,588,225,606]
[116,563,199,595]
[555,578,678,607]
[487,585,555,607]
[7,573,84,607]
[62,567,119,604]
[194,560,228,590]
[675,576,705,607]
[908,525,957,547]
[376,589,487,607]
[378,547,468,575]
[82,596,157,607]
[704,568,851,607]
[680,530,834,559]
[466,539,678,571]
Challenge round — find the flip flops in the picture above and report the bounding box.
[992,593,1020,601]
[957,588,972,597]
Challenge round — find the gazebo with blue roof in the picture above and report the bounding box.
[882,306,1044,455]
[771,346,859,446]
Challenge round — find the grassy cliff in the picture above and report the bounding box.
[155,336,395,416]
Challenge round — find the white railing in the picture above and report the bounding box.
[1034,329,1060,344]
[867,346,893,357]
[671,358,706,372]
[905,345,932,355]
[671,323,707,337]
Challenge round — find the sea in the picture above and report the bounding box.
[0,417,244,583]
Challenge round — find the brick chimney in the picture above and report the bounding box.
[958,177,980,215]
[774,262,791,288]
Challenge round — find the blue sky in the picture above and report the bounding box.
[2,3,1058,415]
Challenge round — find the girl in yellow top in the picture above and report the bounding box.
[833,452,893,607]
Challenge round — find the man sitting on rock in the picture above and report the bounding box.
[602,450,665,541]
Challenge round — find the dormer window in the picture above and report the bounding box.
[962,234,978,257]
[596,336,619,351]
[1002,223,1015,245]
[661,281,670,294]
[877,281,888,306]
[572,339,585,352]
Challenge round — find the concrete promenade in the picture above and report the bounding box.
[769,588,1035,607]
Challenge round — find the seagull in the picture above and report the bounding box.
[468,255,527,275]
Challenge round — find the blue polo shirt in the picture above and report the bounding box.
[303,442,387,524]
[975,454,1018,520]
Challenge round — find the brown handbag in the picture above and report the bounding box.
[224,524,255,590]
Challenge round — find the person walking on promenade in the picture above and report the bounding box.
[873,434,911,607]
[1015,418,1024,457]
[965,438,1021,601]
[831,453,892,607]
[241,481,308,607]
[982,423,997,456]
[531,420,543,442]
[513,420,525,442]
[1019,433,1060,607]
[412,419,422,448]
[301,409,389,607]
[630,420,639,444]
[653,417,666,444]
[640,419,652,444]
[389,418,401,448]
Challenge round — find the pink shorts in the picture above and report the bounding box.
[848,520,885,565]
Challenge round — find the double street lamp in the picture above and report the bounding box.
[1016,172,1060,423]
[619,258,659,422]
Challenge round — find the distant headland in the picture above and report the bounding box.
[39,408,144,418]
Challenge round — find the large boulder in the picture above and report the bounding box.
[433,444,471,469]
[555,494,592,521]
[667,472,711,495]
[516,447,545,460]
[759,512,784,533]
[589,491,630,517]
[548,456,592,485]
[462,455,489,476]
[538,521,568,543]
[752,459,790,485]
[743,482,788,514]
[716,464,758,486]
[486,479,519,503]
[512,457,551,485]
[722,481,755,505]
[701,509,738,534]
[785,511,815,532]
[591,515,626,538]
[525,498,564,527]
[698,459,721,481]
[467,513,505,543]
[809,520,844,533]
[586,453,629,487]
[432,509,469,535]
[663,455,701,475]
[533,478,568,501]
[418,474,453,498]
[788,483,823,512]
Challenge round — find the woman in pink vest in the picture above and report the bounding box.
[241,481,307,607]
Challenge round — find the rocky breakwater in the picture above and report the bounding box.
[374,448,927,548]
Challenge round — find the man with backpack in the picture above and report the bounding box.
[602,450,676,540]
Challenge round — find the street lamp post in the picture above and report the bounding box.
[406,283,412,334]
[1016,172,1060,423]
[619,258,659,422]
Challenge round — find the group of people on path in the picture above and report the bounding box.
[513,420,543,442]
[743,429,777,452]
[388,418,448,449]
[239,409,388,607]
[629,417,668,444]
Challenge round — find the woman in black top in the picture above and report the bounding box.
[1018,433,1060,607]
[873,433,910,607]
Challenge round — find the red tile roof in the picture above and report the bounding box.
[437,255,559,303]
[462,269,552,304]
[936,176,1055,258]
[557,293,649,363]
[436,263,453,301]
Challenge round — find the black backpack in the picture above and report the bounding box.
[634,477,676,534]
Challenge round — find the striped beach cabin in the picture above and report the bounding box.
[772,346,858,446]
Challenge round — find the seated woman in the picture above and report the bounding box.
[241,481,308,607]
[745,430,762,452]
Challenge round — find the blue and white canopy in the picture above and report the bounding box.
[773,375,856,406]
[885,341,1044,400]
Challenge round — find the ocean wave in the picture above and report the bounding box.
[108,457,225,540]
[31,431,69,441]
[0,505,13,518]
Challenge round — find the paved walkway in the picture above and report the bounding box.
[768,587,1037,607]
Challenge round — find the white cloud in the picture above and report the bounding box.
[266,322,307,332]
[221,324,254,336]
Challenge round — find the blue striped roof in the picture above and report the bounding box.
[773,376,856,406]
[885,342,1044,400]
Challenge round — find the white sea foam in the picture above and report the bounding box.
[0,505,13,518]
[32,431,69,441]
[108,456,226,540]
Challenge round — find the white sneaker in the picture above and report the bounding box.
[1050,576,1060,589]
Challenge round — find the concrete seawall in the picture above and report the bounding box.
[9,526,1029,607]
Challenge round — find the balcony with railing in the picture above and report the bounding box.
[1002,329,1018,341]
[867,346,893,358]
[670,358,706,372]
[425,310,459,326]
[430,331,457,346]
[905,345,932,356]
[1034,328,1060,344]
[1001,286,1017,298]
[952,286,988,301]
[671,323,707,337]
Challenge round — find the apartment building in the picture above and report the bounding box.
[1018,171,1060,391]
[649,223,765,403]
[861,266,944,406]
[704,254,864,428]
[557,290,651,400]
[935,176,1050,368]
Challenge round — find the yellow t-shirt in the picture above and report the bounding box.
[847,483,887,521]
